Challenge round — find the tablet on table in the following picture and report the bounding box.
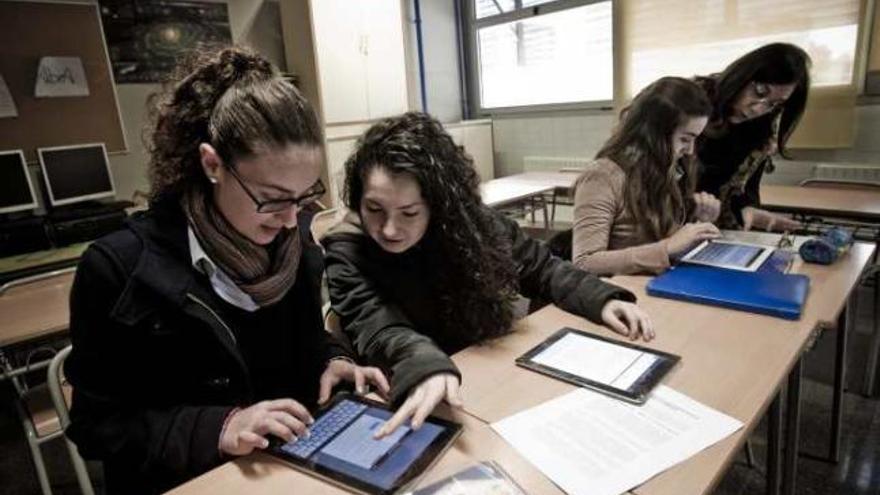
[516,327,680,404]
[268,393,461,495]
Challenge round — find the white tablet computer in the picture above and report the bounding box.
[267,393,461,495]
[679,239,775,272]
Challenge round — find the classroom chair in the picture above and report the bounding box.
[7,346,68,495]
[48,345,95,495]
[310,207,345,245]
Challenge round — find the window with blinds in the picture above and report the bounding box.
[473,0,613,109]
[620,0,862,97]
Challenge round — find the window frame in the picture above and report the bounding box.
[463,0,617,116]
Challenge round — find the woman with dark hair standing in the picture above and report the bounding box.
[572,77,721,275]
[696,42,811,231]
[65,47,388,494]
[321,112,653,439]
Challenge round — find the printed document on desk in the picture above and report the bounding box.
[491,386,742,495]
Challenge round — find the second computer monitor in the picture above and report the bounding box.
[0,149,38,214]
[38,143,116,207]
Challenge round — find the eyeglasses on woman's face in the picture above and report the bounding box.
[225,163,326,214]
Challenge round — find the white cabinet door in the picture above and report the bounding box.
[311,0,369,124]
[364,0,409,119]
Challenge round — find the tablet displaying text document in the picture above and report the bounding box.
[516,328,679,404]
[492,386,742,495]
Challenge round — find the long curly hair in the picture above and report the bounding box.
[597,77,712,240]
[343,112,519,344]
[144,46,322,202]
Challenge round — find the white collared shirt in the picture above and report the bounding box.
[188,227,259,312]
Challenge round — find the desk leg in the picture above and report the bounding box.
[829,302,851,462]
[767,391,783,495]
[542,197,550,231]
[782,358,802,495]
[864,268,879,397]
[550,189,558,227]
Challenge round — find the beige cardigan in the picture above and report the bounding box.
[572,158,677,275]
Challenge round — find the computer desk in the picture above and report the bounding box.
[452,240,874,495]
[166,406,603,495]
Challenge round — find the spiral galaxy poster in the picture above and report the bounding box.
[100,0,232,83]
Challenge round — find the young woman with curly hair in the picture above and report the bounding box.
[572,77,722,276]
[65,46,387,494]
[320,112,653,438]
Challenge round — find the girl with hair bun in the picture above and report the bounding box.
[65,46,388,494]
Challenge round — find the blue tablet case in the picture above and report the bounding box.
[648,250,809,320]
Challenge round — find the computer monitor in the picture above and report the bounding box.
[0,150,38,214]
[38,143,116,207]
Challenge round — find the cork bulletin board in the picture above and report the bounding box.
[0,1,127,163]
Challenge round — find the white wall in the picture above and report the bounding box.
[403,0,463,123]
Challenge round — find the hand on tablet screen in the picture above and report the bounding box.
[219,399,314,456]
[375,373,462,440]
[318,359,391,405]
[601,300,655,342]
[663,222,721,257]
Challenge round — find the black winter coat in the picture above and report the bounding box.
[321,209,635,405]
[65,200,347,494]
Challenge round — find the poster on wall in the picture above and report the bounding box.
[99,0,232,84]
[34,57,91,97]
[0,75,18,118]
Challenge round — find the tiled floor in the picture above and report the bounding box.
[1,269,877,495]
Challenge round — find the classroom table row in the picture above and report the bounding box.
[0,183,877,495]
[165,233,874,495]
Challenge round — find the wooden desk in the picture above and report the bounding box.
[0,271,74,348]
[480,179,554,208]
[480,179,554,229]
[760,184,880,223]
[500,171,581,191]
[166,408,580,495]
[452,241,875,495]
[493,171,583,224]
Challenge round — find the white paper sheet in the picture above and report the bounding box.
[530,333,658,390]
[0,74,17,118]
[492,386,743,495]
[34,57,90,97]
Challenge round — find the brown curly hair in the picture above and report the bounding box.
[144,46,322,202]
[343,112,519,345]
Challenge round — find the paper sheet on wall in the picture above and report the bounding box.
[492,386,743,495]
[0,74,18,118]
[34,57,90,97]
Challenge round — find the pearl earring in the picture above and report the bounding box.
[209,177,218,184]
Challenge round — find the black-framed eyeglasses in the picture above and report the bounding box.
[750,82,786,111]
[224,164,326,214]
